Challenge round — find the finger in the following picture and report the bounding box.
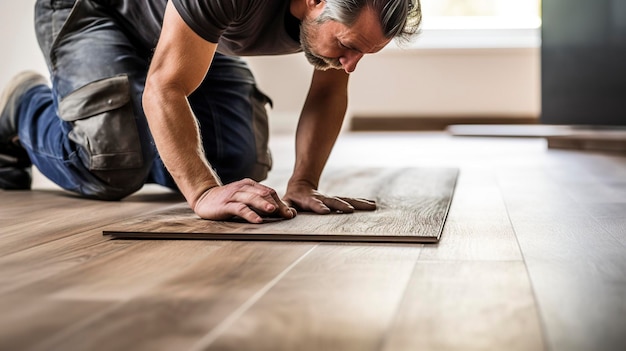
[225,202,263,224]
[321,197,355,213]
[309,198,332,214]
[233,179,293,213]
[240,181,275,197]
[231,190,277,214]
[238,181,290,213]
[338,197,377,211]
[268,192,296,219]
[233,179,276,199]
[229,182,295,219]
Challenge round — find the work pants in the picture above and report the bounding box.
[17,0,272,200]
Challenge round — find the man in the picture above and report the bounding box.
[0,0,421,223]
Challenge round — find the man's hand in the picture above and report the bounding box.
[193,179,297,223]
[283,180,376,214]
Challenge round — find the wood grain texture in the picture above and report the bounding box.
[0,189,182,256]
[597,218,626,247]
[419,167,523,261]
[16,242,316,351]
[0,293,109,351]
[203,244,421,351]
[0,240,222,350]
[498,161,626,351]
[19,240,221,300]
[2,134,626,351]
[382,261,545,351]
[103,168,458,243]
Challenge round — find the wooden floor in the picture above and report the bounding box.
[1,132,625,351]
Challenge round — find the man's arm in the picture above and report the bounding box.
[143,1,294,223]
[283,68,376,213]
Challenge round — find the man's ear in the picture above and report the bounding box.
[305,0,326,16]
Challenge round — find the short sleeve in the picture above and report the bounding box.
[171,0,242,43]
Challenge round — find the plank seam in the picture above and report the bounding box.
[496,172,550,350]
[376,247,424,351]
[188,244,319,350]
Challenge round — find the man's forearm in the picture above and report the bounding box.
[290,70,349,189]
[143,79,221,208]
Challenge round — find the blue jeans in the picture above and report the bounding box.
[18,0,272,200]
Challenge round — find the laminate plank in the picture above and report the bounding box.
[21,242,315,351]
[419,167,522,261]
[499,164,626,351]
[596,217,626,249]
[518,259,626,351]
[545,150,626,186]
[0,240,222,350]
[496,167,590,220]
[581,202,626,220]
[0,230,135,294]
[202,244,421,351]
[0,189,181,256]
[382,261,545,351]
[20,240,221,300]
[104,168,458,243]
[1,190,77,226]
[0,293,109,351]
[0,186,181,225]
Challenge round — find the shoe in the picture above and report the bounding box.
[0,71,48,190]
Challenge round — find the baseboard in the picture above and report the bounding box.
[349,115,538,131]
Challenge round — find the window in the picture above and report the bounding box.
[420,0,541,29]
[397,0,542,49]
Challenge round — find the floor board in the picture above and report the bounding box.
[420,167,522,261]
[382,261,545,351]
[203,244,421,351]
[104,168,458,243]
[0,189,182,256]
[498,161,626,351]
[22,242,315,351]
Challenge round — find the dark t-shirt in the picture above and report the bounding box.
[172,0,302,56]
[98,0,302,56]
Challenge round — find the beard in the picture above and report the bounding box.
[299,19,342,71]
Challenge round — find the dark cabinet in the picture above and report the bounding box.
[541,0,626,125]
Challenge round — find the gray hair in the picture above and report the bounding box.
[317,0,422,42]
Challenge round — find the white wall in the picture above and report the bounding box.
[247,45,540,133]
[348,46,540,118]
[1,2,540,135]
[0,2,48,89]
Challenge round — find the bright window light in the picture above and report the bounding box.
[420,0,542,29]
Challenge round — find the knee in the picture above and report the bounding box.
[59,75,146,173]
[81,168,148,201]
[58,75,153,200]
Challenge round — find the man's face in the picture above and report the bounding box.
[300,6,391,73]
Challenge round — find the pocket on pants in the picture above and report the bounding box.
[58,75,143,171]
[250,86,273,180]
